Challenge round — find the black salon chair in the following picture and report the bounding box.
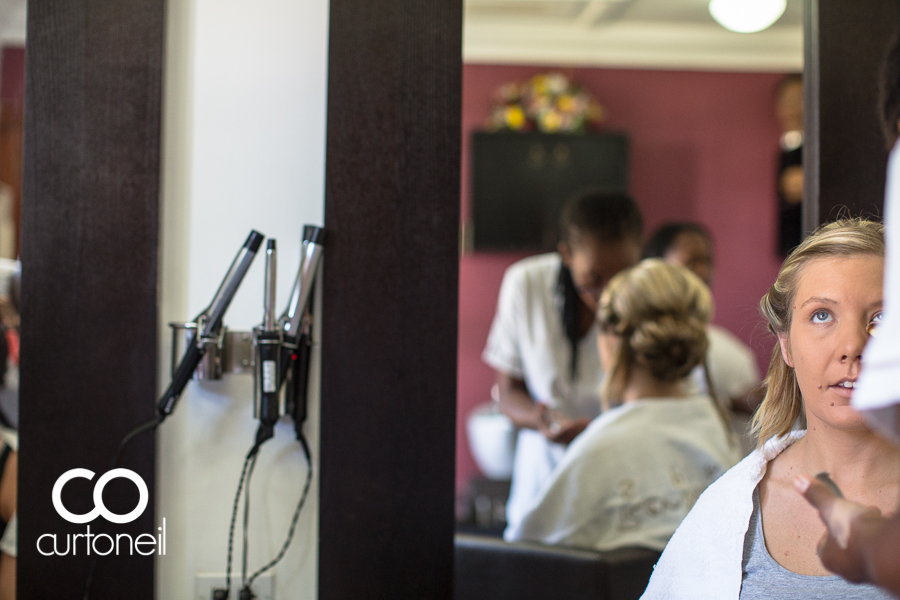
[454,534,660,600]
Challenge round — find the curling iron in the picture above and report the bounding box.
[281,226,325,344]
[279,226,325,430]
[157,230,265,420]
[253,240,281,445]
[224,228,323,600]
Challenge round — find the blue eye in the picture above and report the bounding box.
[812,310,832,323]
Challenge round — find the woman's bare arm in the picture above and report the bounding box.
[495,371,588,444]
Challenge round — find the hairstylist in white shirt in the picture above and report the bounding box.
[482,189,643,535]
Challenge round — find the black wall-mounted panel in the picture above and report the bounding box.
[472,132,628,251]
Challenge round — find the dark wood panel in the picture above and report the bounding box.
[318,0,462,598]
[803,0,900,230]
[18,1,163,598]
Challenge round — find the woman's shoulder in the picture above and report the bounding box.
[562,399,734,476]
[586,396,726,445]
[687,444,768,508]
[640,454,761,599]
[558,404,638,457]
[700,431,804,498]
[571,397,723,447]
[641,432,804,599]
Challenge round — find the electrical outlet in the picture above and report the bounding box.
[195,573,274,600]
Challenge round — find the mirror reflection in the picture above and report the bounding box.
[455,0,803,552]
[0,2,25,599]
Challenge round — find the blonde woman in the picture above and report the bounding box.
[643,219,896,599]
[505,259,740,550]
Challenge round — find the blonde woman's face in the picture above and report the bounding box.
[779,255,884,432]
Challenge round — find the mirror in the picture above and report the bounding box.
[0,3,24,597]
[0,0,25,431]
[455,0,804,534]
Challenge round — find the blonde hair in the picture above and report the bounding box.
[596,259,712,409]
[752,218,885,447]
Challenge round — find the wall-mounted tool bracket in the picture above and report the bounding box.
[170,321,256,380]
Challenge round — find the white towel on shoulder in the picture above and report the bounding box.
[641,431,804,599]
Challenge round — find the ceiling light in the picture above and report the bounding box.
[708,0,787,33]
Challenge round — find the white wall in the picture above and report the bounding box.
[0,0,26,47]
[158,0,329,598]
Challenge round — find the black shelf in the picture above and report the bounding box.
[471,131,629,251]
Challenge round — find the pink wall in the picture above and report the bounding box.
[0,47,25,104]
[456,64,787,494]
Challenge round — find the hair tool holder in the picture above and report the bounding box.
[166,225,325,431]
[88,227,323,600]
[168,321,254,380]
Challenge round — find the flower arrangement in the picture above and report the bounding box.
[487,72,605,134]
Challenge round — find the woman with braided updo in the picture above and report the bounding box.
[505,259,740,550]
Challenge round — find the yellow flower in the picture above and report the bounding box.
[557,94,575,113]
[540,109,562,132]
[531,75,548,95]
[505,106,526,130]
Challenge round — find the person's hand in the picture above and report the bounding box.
[533,404,589,445]
[794,474,884,584]
[542,417,590,445]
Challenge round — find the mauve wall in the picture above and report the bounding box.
[457,64,788,493]
[0,46,24,103]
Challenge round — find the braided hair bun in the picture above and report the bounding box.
[630,314,708,382]
[597,259,712,403]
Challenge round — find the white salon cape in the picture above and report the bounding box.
[0,426,15,557]
[642,431,805,600]
[694,326,761,406]
[483,253,604,532]
[855,145,900,443]
[691,326,761,454]
[505,395,741,549]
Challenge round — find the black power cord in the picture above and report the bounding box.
[241,451,258,590]
[223,426,313,599]
[225,437,266,600]
[240,432,313,596]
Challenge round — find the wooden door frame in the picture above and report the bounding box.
[18,1,164,598]
[317,1,463,598]
[803,0,900,229]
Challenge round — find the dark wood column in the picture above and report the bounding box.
[318,0,462,598]
[803,0,900,230]
[18,1,163,598]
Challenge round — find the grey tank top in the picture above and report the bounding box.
[740,487,892,599]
